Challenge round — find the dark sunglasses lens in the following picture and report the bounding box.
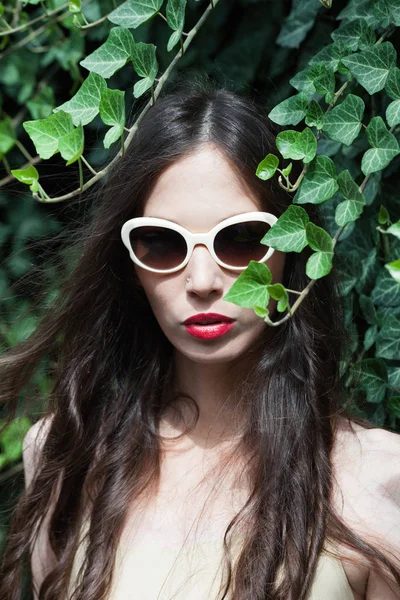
[129,226,187,270]
[214,221,270,267]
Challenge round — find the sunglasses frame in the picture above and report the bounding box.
[120,211,278,274]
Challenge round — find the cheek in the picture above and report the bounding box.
[139,279,177,321]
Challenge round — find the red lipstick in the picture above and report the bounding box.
[183,313,236,340]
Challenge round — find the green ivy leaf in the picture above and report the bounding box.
[359,293,378,325]
[388,396,400,419]
[386,220,400,239]
[266,283,289,312]
[386,99,400,127]
[276,0,322,49]
[306,222,333,253]
[355,358,388,403]
[331,18,376,51]
[335,169,365,226]
[262,205,310,253]
[337,0,379,27]
[385,259,400,283]
[305,100,324,129]
[256,153,279,181]
[166,0,186,51]
[23,111,74,159]
[290,66,320,98]
[276,128,317,163]
[341,42,396,94]
[0,118,16,157]
[322,94,365,146]
[388,366,400,390]
[276,131,304,161]
[58,123,84,165]
[364,324,378,351]
[386,67,400,100]
[361,116,400,175]
[282,163,293,177]
[108,0,163,28]
[68,0,81,13]
[379,205,390,224]
[376,315,400,359]
[11,165,39,185]
[313,66,335,104]
[99,89,125,149]
[306,248,334,279]
[372,269,400,306]
[80,27,135,78]
[293,155,339,205]
[54,72,107,126]
[131,42,158,98]
[254,305,269,318]
[223,261,272,308]
[373,0,392,27]
[386,0,400,25]
[268,92,308,126]
[309,41,349,71]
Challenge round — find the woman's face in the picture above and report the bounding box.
[133,144,286,365]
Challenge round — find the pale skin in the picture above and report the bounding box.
[23,144,400,599]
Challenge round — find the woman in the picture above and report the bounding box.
[0,77,399,600]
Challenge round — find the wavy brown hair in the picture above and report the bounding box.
[1,74,399,600]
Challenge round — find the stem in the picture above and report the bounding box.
[0,1,69,38]
[121,133,125,156]
[264,279,314,326]
[74,14,108,30]
[381,231,391,261]
[15,140,33,162]
[0,17,13,31]
[78,157,83,192]
[31,0,222,203]
[277,174,291,192]
[80,11,90,26]
[285,288,302,295]
[264,221,348,327]
[289,164,308,192]
[37,182,50,202]
[1,156,11,175]
[157,12,168,24]
[40,1,49,17]
[0,0,91,58]
[80,155,98,175]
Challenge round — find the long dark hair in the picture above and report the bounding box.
[1,74,399,600]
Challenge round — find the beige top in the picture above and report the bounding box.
[67,519,354,600]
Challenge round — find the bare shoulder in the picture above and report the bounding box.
[332,418,400,492]
[332,418,400,599]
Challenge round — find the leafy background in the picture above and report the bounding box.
[0,0,399,587]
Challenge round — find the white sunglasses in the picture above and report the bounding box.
[120,211,278,274]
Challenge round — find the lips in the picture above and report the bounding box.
[183,312,235,326]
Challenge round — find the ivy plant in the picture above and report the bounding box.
[0,0,399,441]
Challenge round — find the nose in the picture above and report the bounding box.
[184,243,224,297]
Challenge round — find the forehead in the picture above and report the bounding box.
[142,145,261,230]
